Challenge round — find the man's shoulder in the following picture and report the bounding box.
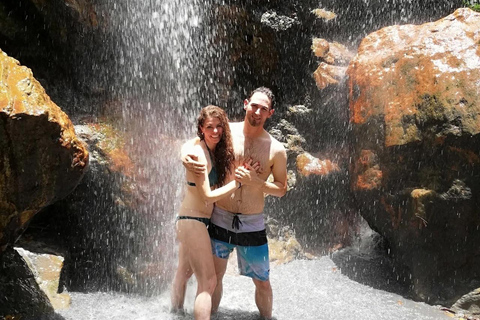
[267,131,286,152]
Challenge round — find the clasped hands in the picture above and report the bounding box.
[183,154,262,187]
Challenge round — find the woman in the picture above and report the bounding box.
[171,105,239,320]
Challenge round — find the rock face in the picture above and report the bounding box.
[0,49,89,251]
[347,8,480,304]
[0,247,57,320]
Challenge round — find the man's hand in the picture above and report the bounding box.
[182,154,205,176]
[243,158,263,174]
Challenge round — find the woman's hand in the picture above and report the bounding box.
[235,165,259,186]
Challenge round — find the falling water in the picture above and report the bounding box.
[25,0,465,318]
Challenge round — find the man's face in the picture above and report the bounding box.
[244,92,274,127]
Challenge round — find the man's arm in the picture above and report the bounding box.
[181,137,205,175]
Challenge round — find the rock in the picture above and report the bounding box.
[261,11,299,31]
[312,38,353,89]
[352,150,383,191]
[347,8,480,304]
[313,62,347,89]
[312,38,355,66]
[312,38,330,58]
[348,7,480,147]
[0,247,58,320]
[0,49,88,252]
[452,287,480,318]
[15,248,70,310]
[311,8,337,21]
[296,152,340,177]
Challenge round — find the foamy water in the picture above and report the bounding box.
[58,256,448,320]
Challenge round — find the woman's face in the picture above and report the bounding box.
[201,116,223,146]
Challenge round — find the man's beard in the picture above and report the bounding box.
[247,116,262,127]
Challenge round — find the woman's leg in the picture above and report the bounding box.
[178,220,216,320]
[171,242,193,312]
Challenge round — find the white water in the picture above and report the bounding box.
[58,256,448,320]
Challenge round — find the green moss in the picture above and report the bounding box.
[416,94,446,124]
[463,1,480,11]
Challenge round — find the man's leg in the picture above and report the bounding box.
[252,278,272,319]
[211,255,228,313]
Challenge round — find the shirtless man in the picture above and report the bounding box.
[184,87,287,319]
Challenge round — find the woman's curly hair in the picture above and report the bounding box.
[197,105,235,186]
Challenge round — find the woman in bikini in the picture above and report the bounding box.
[171,105,239,320]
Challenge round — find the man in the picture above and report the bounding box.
[184,87,287,319]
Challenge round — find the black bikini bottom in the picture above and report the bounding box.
[176,216,210,228]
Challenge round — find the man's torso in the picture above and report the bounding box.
[216,122,276,214]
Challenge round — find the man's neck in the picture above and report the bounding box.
[242,121,265,138]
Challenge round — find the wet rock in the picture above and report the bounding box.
[296,152,340,177]
[452,287,480,318]
[352,150,383,191]
[312,38,355,66]
[348,8,480,304]
[261,11,300,31]
[15,248,71,310]
[0,49,88,252]
[0,247,58,320]
[311,8,337,21]
[313,62,347,89]
[21,119,181,295]
[311,38,354,89]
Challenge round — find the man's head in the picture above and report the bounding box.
[244,87,275,127]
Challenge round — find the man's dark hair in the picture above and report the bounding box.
[248,86,275,109]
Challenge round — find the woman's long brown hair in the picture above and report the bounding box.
[197,105,235,186]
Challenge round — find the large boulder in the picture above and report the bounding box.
[0,49,89,251]
[347,8,480,304]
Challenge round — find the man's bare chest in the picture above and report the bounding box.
[234,137,272,169]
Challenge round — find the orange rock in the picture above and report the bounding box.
[0,49,88,251]
[296,152,340,177]
[347,8,480,147]
[312,38,330,58]
[313,62,347,89]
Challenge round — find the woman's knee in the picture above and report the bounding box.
[199,273,217,294]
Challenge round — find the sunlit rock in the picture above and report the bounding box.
[0,49,88,252]
[296,152,340,177]
[314,62,347,89]
[312,39,355,66]
[348,8,480,305]
[261,11,299,31]
[15,248,71,310]
[312,39,353,89]
[352,150,382,190]
[348,7,480,147]
[312,38,330,58]
[311,8,337,21]
[0,247,55,319]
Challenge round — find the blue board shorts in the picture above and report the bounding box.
[209,206,270,281]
